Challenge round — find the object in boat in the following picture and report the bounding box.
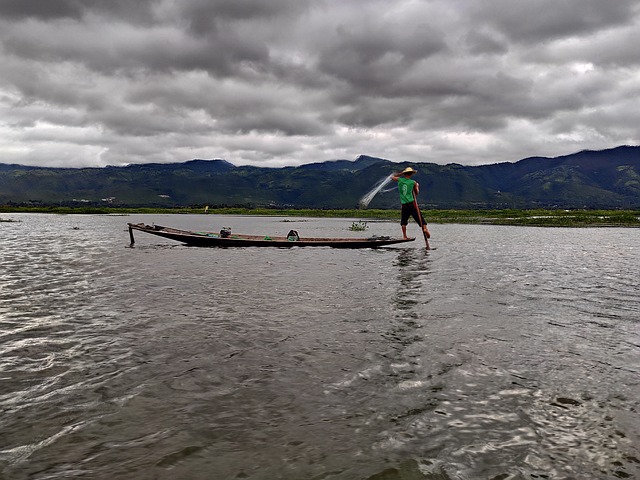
[127,223,414,248]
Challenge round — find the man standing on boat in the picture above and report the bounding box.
[391,167,431,242]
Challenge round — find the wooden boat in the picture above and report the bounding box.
[127,223,415,248]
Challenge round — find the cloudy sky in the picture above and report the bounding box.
[1,0,639,168]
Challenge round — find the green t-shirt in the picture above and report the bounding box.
[397,177,416,204]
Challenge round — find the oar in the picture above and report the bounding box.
[413,197,430,249]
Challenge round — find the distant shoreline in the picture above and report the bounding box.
[2,206,639,227]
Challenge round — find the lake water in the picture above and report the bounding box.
[1,214,638,480]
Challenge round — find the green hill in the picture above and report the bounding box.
[1,146,639,209]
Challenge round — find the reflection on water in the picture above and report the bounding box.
[0,215,638,479]
[394,247,432,310]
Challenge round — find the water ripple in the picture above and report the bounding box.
[1,217,638,479]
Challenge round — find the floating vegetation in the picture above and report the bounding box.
[349,220,369,231]
[0,217,20,222]
[1,206,639,227]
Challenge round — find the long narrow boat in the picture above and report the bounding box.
[127,223,415,248]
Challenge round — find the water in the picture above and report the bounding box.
[359,175,393,208]
[1,214,639,479]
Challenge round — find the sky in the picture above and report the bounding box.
[1,0,639,169]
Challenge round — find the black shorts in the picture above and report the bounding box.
[401,202,426,226]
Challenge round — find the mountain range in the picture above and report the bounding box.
[1,145,639,209]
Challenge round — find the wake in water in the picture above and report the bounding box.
[359,175,393,208]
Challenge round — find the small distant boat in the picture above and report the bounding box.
[127,223,414,248]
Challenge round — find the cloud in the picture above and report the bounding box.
[0,0,638,168]
[466,0,637,42]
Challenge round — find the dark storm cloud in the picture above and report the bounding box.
[0,0,638,168]
[0,0,160,23]
[0,0,83,20]
[181,0,310,34]
[316,27,448,97]
[468,0,637,42]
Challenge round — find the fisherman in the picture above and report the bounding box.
[391,167,431,241]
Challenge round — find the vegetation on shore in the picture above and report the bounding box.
[1,205,639,227]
